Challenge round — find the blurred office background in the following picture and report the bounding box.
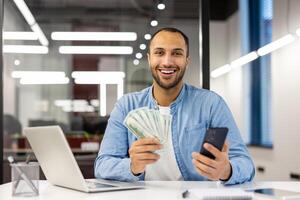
[1,0,300,183]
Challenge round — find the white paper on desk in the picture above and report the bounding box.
[188,188,253,200]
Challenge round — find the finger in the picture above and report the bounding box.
[194,167,215,180]
[134,138,161,146]
[204,143,222,158]
[222,141,229,153]
[135,153,160,160]
[192,159,215,174]
[192,152,217,168]
[139,159,158,165]
[133,144,162,153]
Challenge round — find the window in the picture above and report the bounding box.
[249,0,273,147]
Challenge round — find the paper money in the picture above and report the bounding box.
[123,107,172,145]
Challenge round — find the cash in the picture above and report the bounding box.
[123,107,172,145]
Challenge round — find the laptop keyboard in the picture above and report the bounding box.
[86,181,117,189]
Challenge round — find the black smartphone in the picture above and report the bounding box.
[199,127,228,159]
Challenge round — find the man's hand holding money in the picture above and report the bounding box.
[129,138,162,175]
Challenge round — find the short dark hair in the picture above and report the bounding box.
[148,27,189,57]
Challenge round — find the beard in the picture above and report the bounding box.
[150,65,186,90]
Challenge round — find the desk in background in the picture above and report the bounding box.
[1,181,300,200]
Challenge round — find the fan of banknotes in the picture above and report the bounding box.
[123,107,172,145]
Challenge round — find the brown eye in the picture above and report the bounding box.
[173,51,183,56]
[154,51,163,55]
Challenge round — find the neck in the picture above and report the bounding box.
[152,81,183,106]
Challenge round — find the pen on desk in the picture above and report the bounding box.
[182,190,190,198]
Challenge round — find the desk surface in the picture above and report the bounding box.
[1,181,300,200]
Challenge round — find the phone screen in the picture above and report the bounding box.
[199,127,228,159]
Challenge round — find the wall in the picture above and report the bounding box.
[210,0,300,181]
[248,0,300,181]
[210,11,248,142]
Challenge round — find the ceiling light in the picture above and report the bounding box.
[133,59,140,65]
[230,52,258,69]
[210,64,231,78]
[13,0,35,26]
[139,44,146,50]
[20,77,69,85]
[3,45,48,54]
[257,34,295,56]
[144,34,151,40]
[135,53,143,59]
[157,3,166,10]
[51,32,137,41]
[3,32,38,40]
[72,71,125,79]
[150,20,158,27]
[59,46,133,55]
[12,71,66,78]
[14,59,21,66]
[31,24,49,46]
[100,84,106,116]
[72,71,125,84]
[13,0,49,46]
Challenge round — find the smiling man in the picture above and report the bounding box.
[94,27,255,184]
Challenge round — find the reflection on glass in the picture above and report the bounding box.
[2,0,200,183]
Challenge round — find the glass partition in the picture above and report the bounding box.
[2,0,201,183]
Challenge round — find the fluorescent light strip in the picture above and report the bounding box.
[51,32,137,41]
[31,24,49,46]
[13,0,49,46]
[230,51,258,69]
[257,34,295,56]
[71,71,125,79]
[211,65,232,78]
[211,31,299,78]
[72,71,125,84]
[12,71,66,78]
[75,78,124,84]
[100,84,107,116]
[59,46,133,55]
[20,77,69,85]
[3,45,48,54]
[3,32,38,40]
[13,0,35,26]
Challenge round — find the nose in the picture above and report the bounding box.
[161,54,174,67]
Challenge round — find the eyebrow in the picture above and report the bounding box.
[152,47,185,52]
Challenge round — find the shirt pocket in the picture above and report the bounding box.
[180,122,207,162]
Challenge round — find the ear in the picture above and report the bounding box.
[186,56,190,68]
[147,53,151,66]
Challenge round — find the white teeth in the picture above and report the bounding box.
[161,70,175,74]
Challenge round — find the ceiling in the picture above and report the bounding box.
[22,0,238,24]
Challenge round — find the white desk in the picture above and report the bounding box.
[1,181,300,200]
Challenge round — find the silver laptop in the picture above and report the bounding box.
[24,126,144,193]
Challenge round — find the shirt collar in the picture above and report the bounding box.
[148,83,186,109]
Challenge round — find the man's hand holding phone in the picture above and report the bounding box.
[192,127,232,181]
[129,138,162,175]
[192,142,232,181]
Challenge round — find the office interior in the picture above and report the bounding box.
[1,0,300,184]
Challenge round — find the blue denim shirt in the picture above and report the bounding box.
[94,84,255,185]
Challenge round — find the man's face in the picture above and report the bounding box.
[148,31,189,90]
